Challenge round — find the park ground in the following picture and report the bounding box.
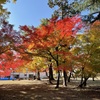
[0,78,100,100]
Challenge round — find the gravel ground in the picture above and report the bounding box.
[0,79,100,100]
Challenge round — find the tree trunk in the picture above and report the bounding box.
[80,67,84,85]
[63,70,67,86]
[68,72,71,82]
[45,70,48,78]
[83,78,87,86]
[55,70,60,88]
[80,75,84,85]
[78,77,89,88]
[36,70,40,80]
[78,73,91,88]
[92,77,95,81]
[49,63,54,80]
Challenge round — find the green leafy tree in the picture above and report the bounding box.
[48,0,79,18]
[73,0,100,23]
[48,0,100,23]
[0,0,16,16]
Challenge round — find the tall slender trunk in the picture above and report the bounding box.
[63,70,67,86]
[80,67,84,84]
[36,70,40,80]
[78,69,91,88]
[55,46,60,88]
[83,77,88,86]
[79,77,89,88]
[92,77,95,81]
[68,71,72,82]
[55,70,60,88]
[49,63,54,80]
[45,70,48,78]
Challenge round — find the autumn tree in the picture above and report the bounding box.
[0,50,26,78]
[48,0,81,84]
[0,20,21,54]
[0,18,30,76]
[0,0,20,56]
[71,21,100,88]
[40,18,55,82]
[20,15,82,88]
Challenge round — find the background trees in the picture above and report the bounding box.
[0,0,16,16]
[48,0,100,23]
[48,0,79,18]
[70,0,100,23]
[71,20,100,87]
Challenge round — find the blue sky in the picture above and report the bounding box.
[4,0,55,30]
[4,0,88,31]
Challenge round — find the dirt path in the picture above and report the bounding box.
[0,80,100,100]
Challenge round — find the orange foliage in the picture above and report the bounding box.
[21,16,82,52]
[20,15,82,71]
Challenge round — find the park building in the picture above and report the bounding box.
[10,72,47,80]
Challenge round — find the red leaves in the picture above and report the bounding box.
[20,25,33,33]
[0,69,11,77]
[56,16,82,37]
[21,15,82,45]
[20,25,29,31]
[0,59,27,77]
[50,16,58,22]
[54,65,72,71]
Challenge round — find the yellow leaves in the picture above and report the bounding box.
[90,34,95,42]
[87,21,100,53]
[28,44,34,50]
[21,57,47,71]
[70,47,81,54]
[77,34,88,43]
[73,21,100,74]
[77,34,83,40]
